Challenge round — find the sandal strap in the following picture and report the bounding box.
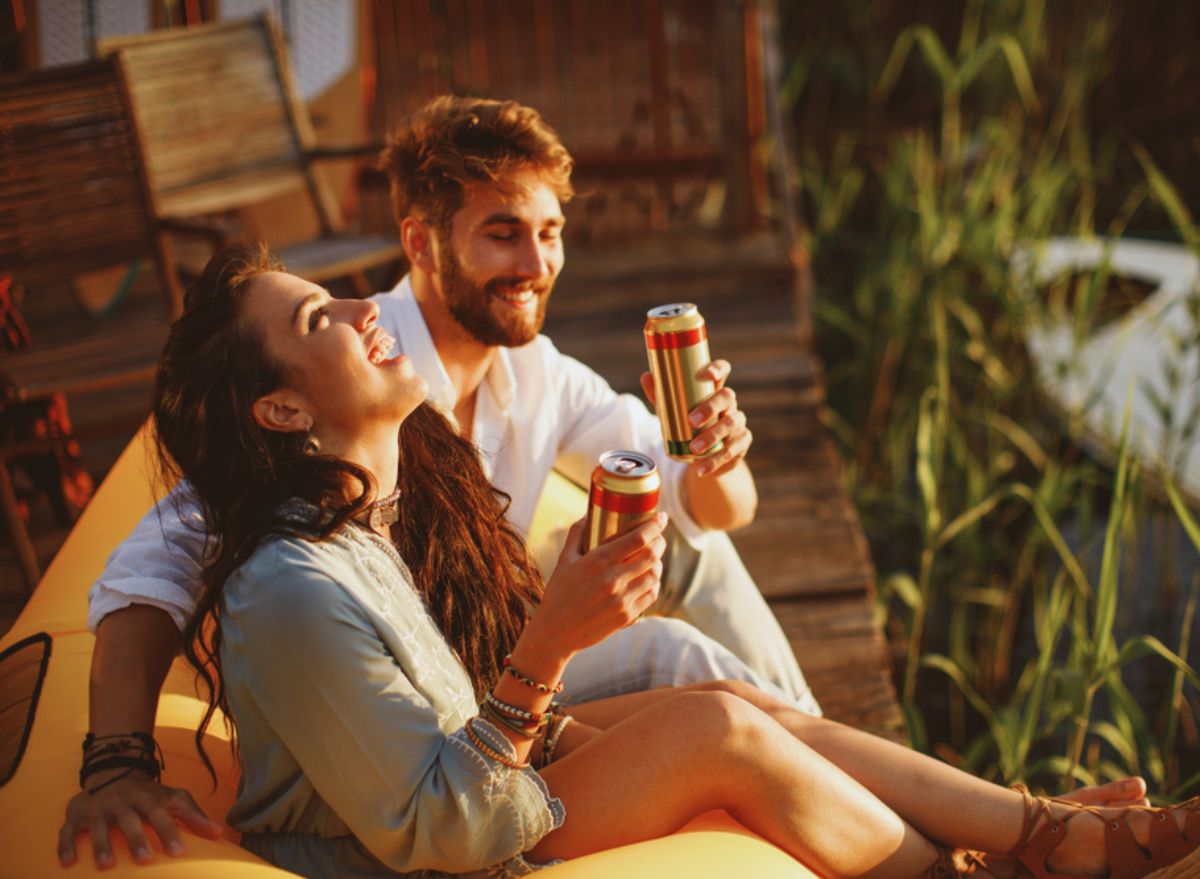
[1007,784,1040,858]
[1013,796,1100,879]
[1012,794,1200,879]
[923,845,960,879]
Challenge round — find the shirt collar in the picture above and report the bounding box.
[377,275,515,417]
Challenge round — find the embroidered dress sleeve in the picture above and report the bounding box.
[540,337,706,545]
[221,542,564,875]
[86,482,209,632]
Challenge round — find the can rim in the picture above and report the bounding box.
[597,449,657,477]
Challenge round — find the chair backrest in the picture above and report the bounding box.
[368,0,774,244]
[0,56,179,313]
[98,15,340,228]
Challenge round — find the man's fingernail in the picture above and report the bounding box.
[168,841,186,856]
[135,847,152,861]
[689,411,704,427]
[691,438,707,452]
[97,853,113,868]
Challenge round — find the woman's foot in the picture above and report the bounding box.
[1059,777,1151,808]
[1012,788,1200,878]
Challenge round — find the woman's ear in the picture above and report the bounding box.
[400,217,438,275]
[251,390,314,434]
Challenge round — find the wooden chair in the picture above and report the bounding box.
[99,15,406,297]
[0,56,184,589]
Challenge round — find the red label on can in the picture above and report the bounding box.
[589,485,659,514]
[644,325,707,350]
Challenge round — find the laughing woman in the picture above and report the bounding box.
[153,247,1200,879]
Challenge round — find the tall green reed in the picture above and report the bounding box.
[782,0,1200,795]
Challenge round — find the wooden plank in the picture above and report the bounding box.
[544,221,899,736]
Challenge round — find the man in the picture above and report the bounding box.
[56,96,1141,868]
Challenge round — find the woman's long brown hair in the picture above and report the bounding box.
[153,246,543,779]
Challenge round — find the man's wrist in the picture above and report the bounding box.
[79,731,163,791]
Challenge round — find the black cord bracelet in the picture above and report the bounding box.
[79,732,164,789]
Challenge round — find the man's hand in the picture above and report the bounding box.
[640,359,752,478]
[58,772,223,869]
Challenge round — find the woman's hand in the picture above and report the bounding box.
[520,513,668,665]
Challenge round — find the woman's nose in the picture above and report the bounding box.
[346,298,379,330]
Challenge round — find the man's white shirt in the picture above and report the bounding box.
[86,277,704,632]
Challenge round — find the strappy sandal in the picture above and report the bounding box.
[1008,783,1200,879]
[923,845,995,878]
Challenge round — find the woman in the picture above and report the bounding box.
[152,247,1200,879]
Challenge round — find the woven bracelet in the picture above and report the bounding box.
[540,714,573,769]
[464,717,530,770]
[480,702,543,740]
[483,691,556,724]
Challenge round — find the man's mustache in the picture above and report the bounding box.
[485,277,553,298]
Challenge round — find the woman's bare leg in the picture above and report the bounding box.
[531,690,941,878]
[562,681,1170,875]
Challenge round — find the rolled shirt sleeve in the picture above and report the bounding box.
[221,538,564,875]
[86,483,209,632]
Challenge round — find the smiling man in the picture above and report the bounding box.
[373,97,808,681]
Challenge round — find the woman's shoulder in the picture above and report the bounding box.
[227,524,410,612]
[226,529,361,607]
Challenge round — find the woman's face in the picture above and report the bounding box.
[242,271,428,437]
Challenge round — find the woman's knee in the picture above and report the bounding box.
[658,690,773,755]
[690,678,785,711]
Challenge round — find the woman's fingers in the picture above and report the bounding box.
[588,514,667,565]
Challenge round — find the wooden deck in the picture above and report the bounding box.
[548,231,904,737]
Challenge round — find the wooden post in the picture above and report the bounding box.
[0,459,40,592]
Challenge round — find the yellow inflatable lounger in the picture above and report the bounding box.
[0,425,816,878]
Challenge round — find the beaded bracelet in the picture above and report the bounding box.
[483,699,552,735]
[501,655,564,694]
[481,702,543,740]
[483,691,550,724]
[464,717,531,769]
[539,714,573,769]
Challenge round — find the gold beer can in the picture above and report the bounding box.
[644,303,723,461]
[582,450,661,553]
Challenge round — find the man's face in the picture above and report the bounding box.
[432,170,566,347]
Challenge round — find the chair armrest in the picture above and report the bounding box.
[158,216,239,249]
[305,142,386,162]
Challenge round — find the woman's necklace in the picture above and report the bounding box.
[360,487,401,530]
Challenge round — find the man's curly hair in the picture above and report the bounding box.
[380,95,574,239]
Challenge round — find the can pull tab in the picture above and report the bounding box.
[613,457,640,474]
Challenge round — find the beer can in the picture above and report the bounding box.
[582,450,661,553]
[644,303,723,461]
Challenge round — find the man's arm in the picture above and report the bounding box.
[59,606,223,868]
[60,489,223,868]
[89,604,178,735]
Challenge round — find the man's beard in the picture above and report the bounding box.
[438,248,552,347]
